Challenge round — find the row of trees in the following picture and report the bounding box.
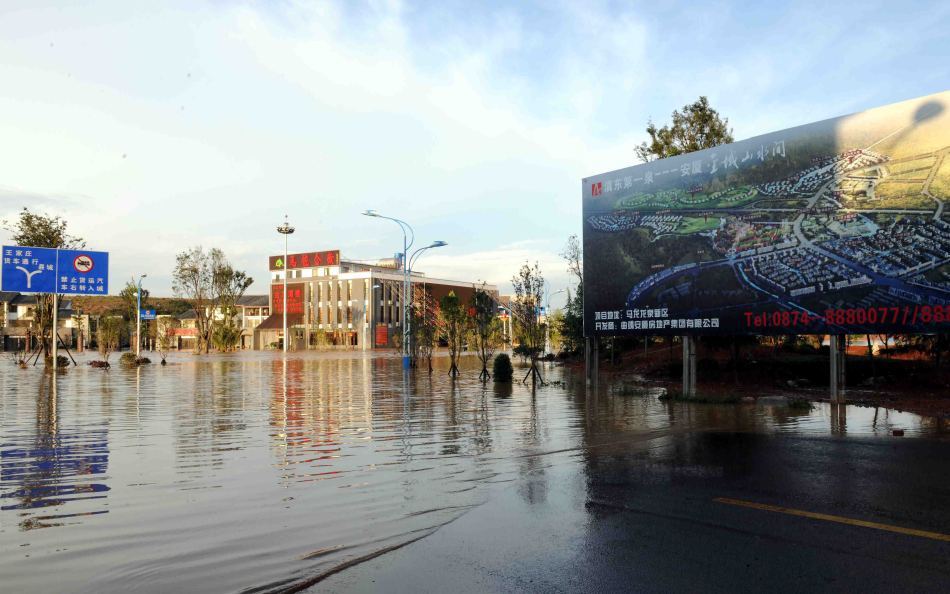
[171,246,252,354]
[408,262,550,385]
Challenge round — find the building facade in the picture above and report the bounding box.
[0,291,86,352]
[255,249,498,350]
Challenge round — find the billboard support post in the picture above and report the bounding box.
[682,335,697,398]
[585,336,598,384]
[51,293,58,372]
[830,334,846,404]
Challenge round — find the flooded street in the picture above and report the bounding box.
[2,352,948,593]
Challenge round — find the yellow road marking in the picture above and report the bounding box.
[713,497,950,543]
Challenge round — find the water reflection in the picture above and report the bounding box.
[0,352,946,593]
[1,376,109,529]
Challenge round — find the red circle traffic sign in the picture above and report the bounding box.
[73,254,94,273]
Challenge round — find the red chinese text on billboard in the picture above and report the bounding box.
[269,250,340,271]
[271,283,305,314]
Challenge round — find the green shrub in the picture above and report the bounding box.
[119,352,138,367]
[44,355,70,368]
[493,353,514,382]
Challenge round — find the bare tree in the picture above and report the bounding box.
[511,262,546,385]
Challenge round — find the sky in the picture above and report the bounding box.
[1,0,948,307]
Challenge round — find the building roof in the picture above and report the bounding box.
[0,291,19,302]
[237,294,269,307]
[257,313,303,330]
[6,294,73,310]
[177,309,198,320]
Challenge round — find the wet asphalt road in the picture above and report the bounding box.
[317,430,950,592]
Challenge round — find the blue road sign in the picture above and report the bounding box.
[57,249,109,295]
[141,309,156,320]
[1,245,109,295]
[1,246,58,293]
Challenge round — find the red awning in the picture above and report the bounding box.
[256,313,303,330]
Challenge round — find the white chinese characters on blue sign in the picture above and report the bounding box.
[1,245,109,295]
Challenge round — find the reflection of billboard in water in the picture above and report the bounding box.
[583,91,950,336]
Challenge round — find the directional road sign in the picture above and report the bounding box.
[2,245,109,295]
[1,246,58,292]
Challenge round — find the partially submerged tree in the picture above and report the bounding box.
[634,96,734,162]
[471,284,502,381]
[171,247,252,353]
[3,208,84,358]
[119,280,150,353]
[156,316,177,364]
[511,262,546,385]
[439,291,470,377]
[411,286,439,374]
[560,235,585,354]
[97,316,123,364]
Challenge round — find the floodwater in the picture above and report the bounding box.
[1,351,946,593]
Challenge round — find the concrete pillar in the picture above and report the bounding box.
[682,335,697,398]
[830,334,846,404]
[585,336,599,384]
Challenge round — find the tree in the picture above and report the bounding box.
[171,247,252,353]
[213,261,252,352]
[156,316,177,363]
[71,314,86,352]
[634,96,734,162]
[511,262,546,385]
[560,235,585,354]
[411,286,439,374]
[439,291,470,377]
[119,280,150,352]
[471,284,502,381]
[2,208,84,359]
[211,323,242,352]
[547,309,565,353]
[97,316,123,363]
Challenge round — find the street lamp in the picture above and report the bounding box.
[136,274,147,359]
[544,288,565,356]
[277,215,295,354]
[362,209,415,369]
[406,239,449,360]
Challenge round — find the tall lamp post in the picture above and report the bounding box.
[277,215,295,354]
[362,210,415,369]
[544,288,565,356]
[408,241,447,359]
[136,274,147,358]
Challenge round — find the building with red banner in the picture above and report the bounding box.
[254,249,498,350]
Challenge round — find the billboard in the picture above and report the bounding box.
[271,282,305,315]
[269,250,339,271]
[583,91,950,336]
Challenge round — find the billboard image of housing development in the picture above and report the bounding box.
[583,91,950,336]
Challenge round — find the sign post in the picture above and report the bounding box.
[2,245,110,369]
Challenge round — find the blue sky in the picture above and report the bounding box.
[0,0,947,305]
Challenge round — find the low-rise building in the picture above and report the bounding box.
[0,292,86,352]
[255,249,498,350]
